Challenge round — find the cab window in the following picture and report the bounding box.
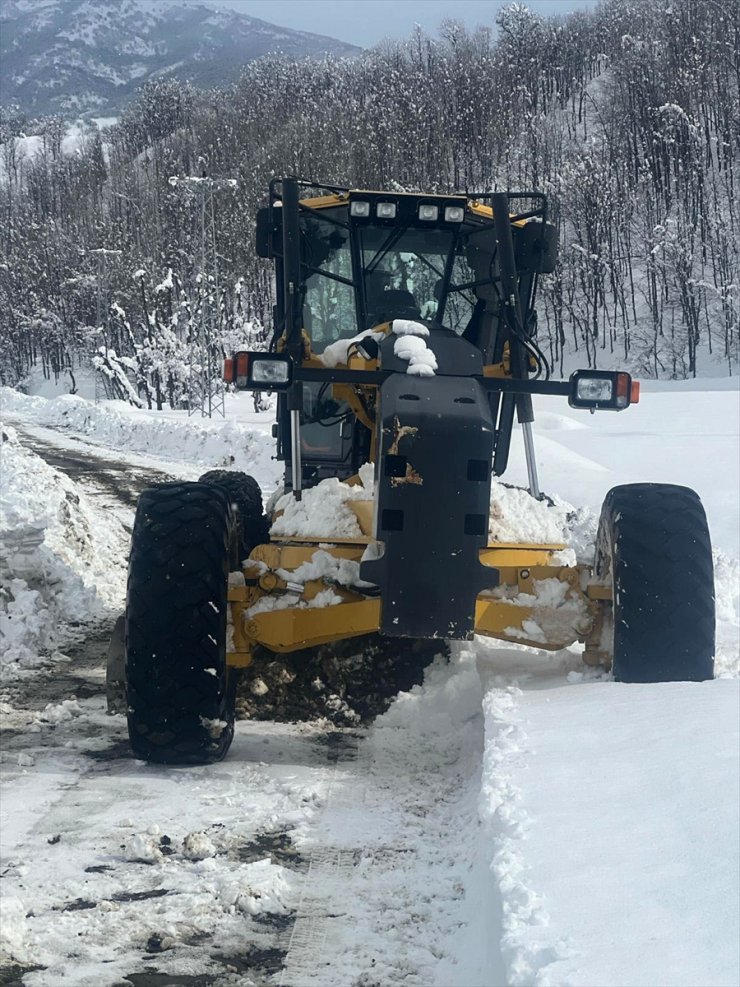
[300,215,358,354]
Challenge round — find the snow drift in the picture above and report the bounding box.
[0,424,127,680]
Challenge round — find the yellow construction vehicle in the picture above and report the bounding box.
[117,178,715,764]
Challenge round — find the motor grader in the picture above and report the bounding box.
[114,177,715,764]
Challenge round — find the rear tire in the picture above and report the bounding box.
[125,482,238,764]
[197,469,269,557]
[595,483,714,683]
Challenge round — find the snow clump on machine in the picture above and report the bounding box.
[392,319,437,376]
[270,462,374,539]
[489,481,597,563]
[319,329,386,368]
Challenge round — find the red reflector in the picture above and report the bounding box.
[631,381,640,404]
[235,352,249,385]
[223,357,234,383]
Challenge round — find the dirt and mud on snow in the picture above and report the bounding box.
[237,636,446,726]
[0,423,484,986]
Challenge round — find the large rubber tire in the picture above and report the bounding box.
[197,469,269,557]
[125,482,238,764]
[595,483,714,683]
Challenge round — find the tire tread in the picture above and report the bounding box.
[595,483,714,682]
[125,482,236,763]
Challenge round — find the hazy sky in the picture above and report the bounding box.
[206,0,600,48]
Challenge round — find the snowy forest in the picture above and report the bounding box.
[0,0,738,406]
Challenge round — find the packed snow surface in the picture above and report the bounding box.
[1,379,738,985]
[0,387,280,492]
[477,650,739,987]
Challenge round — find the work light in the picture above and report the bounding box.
[224,352,293,390]
[252,358,291,385]
[569,370,639,410]
[350,200,370,217]
[418,204,439,221]
[444,205,465,223]
[576,378,613,402]
[376,201,397,219]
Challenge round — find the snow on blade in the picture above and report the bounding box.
[488,480,596,563]
[276,549,374,589]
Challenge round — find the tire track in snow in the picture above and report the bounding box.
[279,733,365,986]
[0,712,340,987]
[3,422,509,984]
[476,648,572,987]
[2,644,507,985]
[280,650,507,987]
[11,425,175,510]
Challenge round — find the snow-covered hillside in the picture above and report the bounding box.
[0,382,738,986]
[1,0,359,117]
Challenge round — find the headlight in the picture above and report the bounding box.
[569,370,638,410]
[444,205,465,223]
[251,358,291,385]
[350,200,370,217]
[418,204,439,221]
[225,352,293,390]
[376,201,397,219]
[576,378,613,402]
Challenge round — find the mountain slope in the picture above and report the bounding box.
[1,0,359,118]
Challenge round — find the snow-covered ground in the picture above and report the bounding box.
[1,380,738,986]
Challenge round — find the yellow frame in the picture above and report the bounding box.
[226,541,611,667]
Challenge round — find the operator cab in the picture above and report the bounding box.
[255,181,557,488]
[295,193,485,353]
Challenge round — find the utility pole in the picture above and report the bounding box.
[89,247,122,403]
[168,174,236,418]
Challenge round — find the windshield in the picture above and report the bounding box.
[358,225,455,328]
[298,209,480,350]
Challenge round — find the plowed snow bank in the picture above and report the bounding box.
[478,648,740,987]
[1,388,280,491]
[0,426,127,679]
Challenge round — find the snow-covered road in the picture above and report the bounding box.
[1,384,738,986]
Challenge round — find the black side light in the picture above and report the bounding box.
[569,370,640,411]
[224,352,293,390]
